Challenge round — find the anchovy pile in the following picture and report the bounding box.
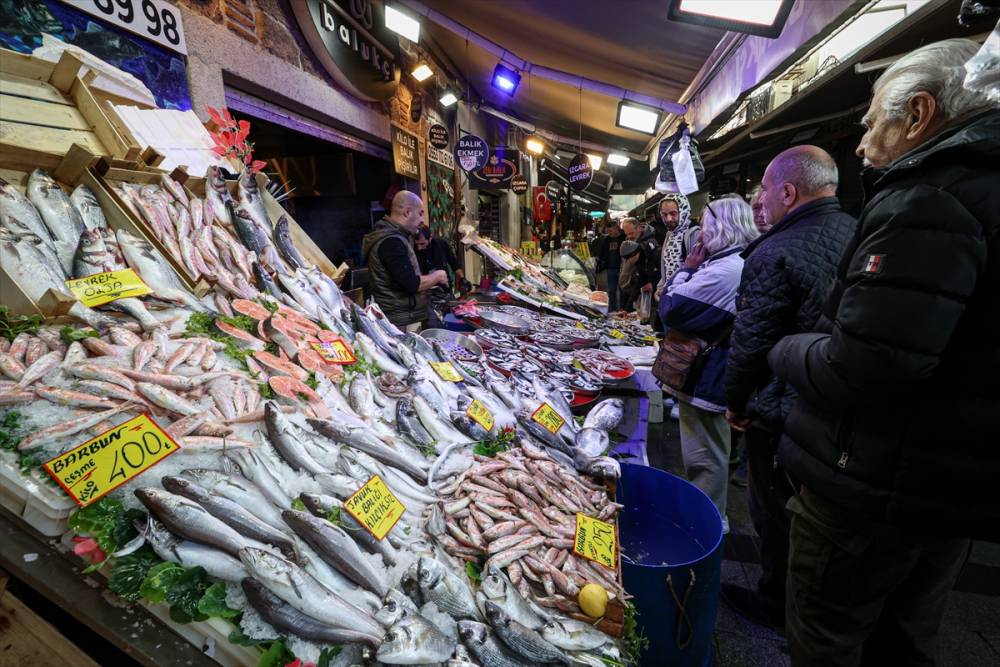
[1,166,635,665]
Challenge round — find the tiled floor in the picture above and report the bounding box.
[644,406,1000,667]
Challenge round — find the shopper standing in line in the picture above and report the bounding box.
[658,197,759,533]
[721,145,857,629]
[621,218,661,323]
[596,221,624,311]
[655,193,699,301]
[769,39,999,665]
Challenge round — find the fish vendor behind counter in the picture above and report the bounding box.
[362,191,449,332]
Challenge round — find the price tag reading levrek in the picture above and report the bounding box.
[43,414,179,507]
[65,269,152,308]
[574,513,617,569]
[430,361,463,382]
[465,399,495,432]
[343,475,406,541]
[310,340,356,365]
[531,402,565,434]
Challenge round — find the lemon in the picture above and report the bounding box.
[578,583,609,618]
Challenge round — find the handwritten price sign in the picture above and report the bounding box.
[430,361,463,382]
[310,340,356,364]
[609,329,626,339]
[65,269,152,308]
[466,399,494,432]
[574,513,617,569]
[343,475,406,541]
[531,402,565,434]
[43,414,179,507]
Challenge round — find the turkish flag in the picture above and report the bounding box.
[533,187,552,222]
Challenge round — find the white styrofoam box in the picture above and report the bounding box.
[0,452,77,536]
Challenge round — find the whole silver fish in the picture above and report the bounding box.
[458,620,536,667]
[115,229,208,312]
[73,229,160,331]
[375,588,419,626]
[241,577,381,647]
[477,564,547,630]
[574,427,610,458]
[281,509,387,596]
[299,493,398,566]
[355,332,408,376]
[417,556,480,620]
[134,488,273,559]
[161,476,298,559]
[541,618,614,652]
[144,517,247,582]
[238,546,383,637]
[15,350,62,389]
[307,417,429,484]
[483,601,569,665]
[0,177,58,269]
[272,215,308,270]
[582,398,624,432]
[136,382,202,416]
[204,166,232,226]
[396,397,435,449]
[180,468,286,531]
[263,401,327,474]
[17,403,133,451]
[27,169,83,275]
[70,185,108,231]
[377,612,457,664]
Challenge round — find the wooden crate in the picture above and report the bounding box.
[0,49,140,169]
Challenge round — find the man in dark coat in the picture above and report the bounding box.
[722,145,857,628]
[621,218,660,322]
[596,222,624,310]
[767,39,1000,664]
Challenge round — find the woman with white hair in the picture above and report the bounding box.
[657,196,759,532]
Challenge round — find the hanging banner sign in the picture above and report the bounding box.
[427,146,454,169]
[568,154,593,191]
[65,268,152,308]
[43,414,180,507]
[343,474,406,540]
[64,0,188,54]
[428,124,450,149]
[510,174,528,195]
[455,134,489,172]
[391,125,420,180]
[468,148,520,190]
[574,513,618,569]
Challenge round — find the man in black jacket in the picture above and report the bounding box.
[621,218,661,322]
[768,39,999,665]
[722,146,857,629]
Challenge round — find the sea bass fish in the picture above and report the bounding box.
[27,169,84,276]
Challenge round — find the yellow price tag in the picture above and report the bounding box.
[65,268,152,307]
[531,402,565,434]
[642,335,659,343]
[574,513,617,569]
[43,414,179,507]
[430,361,463,382]
[575,321,585,329]
[609,329,626,339]
[310,340,356,364]
[572,358,585,370]
[466,399,495,432]
[342,475,406,541]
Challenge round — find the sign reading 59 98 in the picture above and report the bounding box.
[43,414,180,507]
[65,0,187,54]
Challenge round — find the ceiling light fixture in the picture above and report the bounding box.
[616,100,662,135]
[411,64,433,82]
[607,153,630,166]
[439,92,458,107]
[667,0,794,38]
[385,5,420,42]
[492,63,521,96]
[525,137,545,155]
[587,154,603,170]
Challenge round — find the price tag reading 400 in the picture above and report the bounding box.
[430,361,463,382]
[343,475,406,541]
[574,513,617,569]
[43,414,179,507]
[531,402,565,434]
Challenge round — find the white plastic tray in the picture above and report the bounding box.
[0,452,77,536]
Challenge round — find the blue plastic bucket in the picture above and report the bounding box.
[617,463,724,667]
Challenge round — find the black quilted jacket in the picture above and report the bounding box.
[725,198,857,428]
[769,110,1000,540]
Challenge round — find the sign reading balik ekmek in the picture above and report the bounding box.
[568,154,593,191]
[455,134,489,172]
[391,125,420,180]
[468,148,520,191]
[292,0,401,102]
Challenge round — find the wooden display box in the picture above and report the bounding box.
[0,49,141,170]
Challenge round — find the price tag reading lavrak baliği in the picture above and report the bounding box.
[343,475,406,541]
[65,269,152,308]
[466,399,494,431]
[43,414,179,507]
[574,513,617,569]
[430,361,463,382]
[310,340,355,364]
[531,402,565,434]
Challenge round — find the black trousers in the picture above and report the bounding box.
[786,487,969,667]
[745,426,795,616]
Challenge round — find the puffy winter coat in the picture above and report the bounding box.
[725,198,857,428]
[769,109,1000,540]
[659,247,744,412]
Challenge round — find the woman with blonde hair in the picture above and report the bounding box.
[658,196,759,533]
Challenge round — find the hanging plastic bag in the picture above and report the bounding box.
[671,134,700,195]
[637,291,652,324]
[965,19,1000,103]
[655,124,704,194]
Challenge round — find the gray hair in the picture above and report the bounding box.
[768,145,839,196]
[700,197,759,254]
[875,38,993,120]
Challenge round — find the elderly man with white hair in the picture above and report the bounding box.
[767,39,999,664]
